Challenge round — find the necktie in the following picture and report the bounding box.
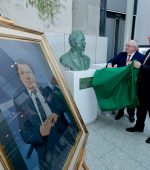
[33,92,47,122]
[126,55,131,65]
[143,52,150,64]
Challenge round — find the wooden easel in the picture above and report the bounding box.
[78,149,89,170]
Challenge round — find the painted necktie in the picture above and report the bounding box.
[34,92,47,122]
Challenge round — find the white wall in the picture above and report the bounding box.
[45,32,108,68]
[0,0,108,65]
[134,0,150,44]
[0,0,72,33]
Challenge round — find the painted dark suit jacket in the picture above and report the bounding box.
[107,51,145,67]
[13,85,71,166]
[138,49,150,106]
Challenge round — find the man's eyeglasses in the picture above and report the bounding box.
[125,44,135,48]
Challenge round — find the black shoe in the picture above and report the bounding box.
[126,126,143,132]
[115,112,124,120]
[129,116,135,123]
[146,137,150,144]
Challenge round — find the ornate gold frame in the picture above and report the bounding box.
[0,19,88,170]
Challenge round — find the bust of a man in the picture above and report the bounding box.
[59,31,90,71]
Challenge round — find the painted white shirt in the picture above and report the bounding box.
[27,88,52,123]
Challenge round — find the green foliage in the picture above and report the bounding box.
[25,0,65,22]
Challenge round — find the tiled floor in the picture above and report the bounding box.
[86,111,150,170]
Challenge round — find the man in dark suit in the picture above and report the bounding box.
[126,36,150,143]
[107,40,145,122]
[14,61,77,169]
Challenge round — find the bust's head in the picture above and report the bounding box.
[69,31,86,53]
[59,30,90,71]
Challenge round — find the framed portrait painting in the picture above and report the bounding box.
[0,18,88,170]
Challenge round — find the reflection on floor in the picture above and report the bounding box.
[86,111,150,170]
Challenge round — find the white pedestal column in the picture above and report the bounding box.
[62,69,98,124]
[62,64,105,124]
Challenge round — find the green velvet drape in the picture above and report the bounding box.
[92,63,139,111]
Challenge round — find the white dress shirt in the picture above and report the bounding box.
[126,51,136,65]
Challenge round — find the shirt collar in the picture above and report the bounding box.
[27,88,38,97]
[128,51,136,58]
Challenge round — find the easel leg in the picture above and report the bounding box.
[78,149,89,170]
[82,161,88,170]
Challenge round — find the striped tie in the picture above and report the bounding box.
[126,55,131,65]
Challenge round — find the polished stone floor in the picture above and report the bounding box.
[86,111,150,170]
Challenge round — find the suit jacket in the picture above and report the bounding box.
[138,49,150,105]
[14,85,70,165]
[107,51,145,67]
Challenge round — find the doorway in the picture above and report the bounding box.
[105,11,125,60]
[99,0,138,61]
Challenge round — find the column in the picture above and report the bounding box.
[124,0,135,46]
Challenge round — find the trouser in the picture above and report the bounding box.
[118,108,135,117]
[135,105,150,130]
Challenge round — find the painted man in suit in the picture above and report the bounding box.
[107,40,145,122]
[126,36,150,143]
[13,60,77,169]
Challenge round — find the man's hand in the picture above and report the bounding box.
[40,113,58,136]
[128,61,132,65]
[107,63,112,68]
[133,61,141,68]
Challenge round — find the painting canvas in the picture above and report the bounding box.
[0,20,88,170]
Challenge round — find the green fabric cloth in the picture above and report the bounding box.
[92,63,139,111]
